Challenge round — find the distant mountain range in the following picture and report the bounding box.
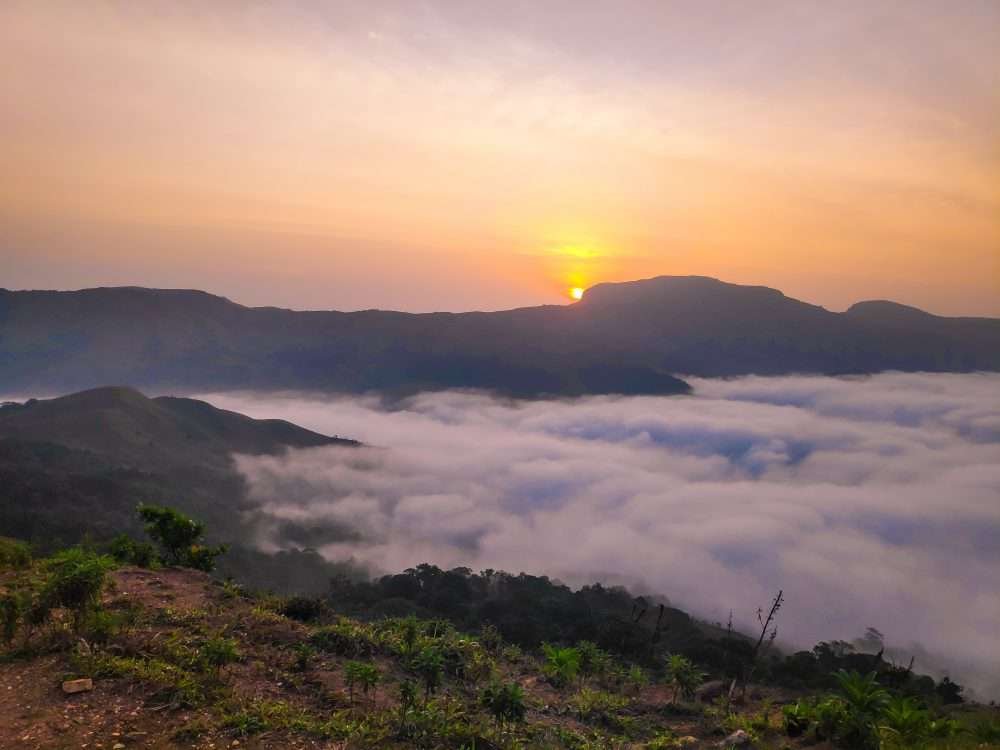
[2,276,998,396]
[0,387,359,592]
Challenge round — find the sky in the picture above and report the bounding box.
[1,0,998,314]
[199,372,1000,698]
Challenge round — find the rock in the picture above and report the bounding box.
[61,678,93,695]
[113,744,125,749]
[718,729,751,747]
[696,679,729,702]
[677,737,698,747]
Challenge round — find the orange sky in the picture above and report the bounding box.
[1,1,998,314]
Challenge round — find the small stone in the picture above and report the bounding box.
[678,738,698,747]
[62,678,94,695]
[719,729,752,747]
[113,744,125,749]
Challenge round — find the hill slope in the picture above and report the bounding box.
[3,276,997,396]
[0,388,359,591]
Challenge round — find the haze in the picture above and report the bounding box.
[2,1,998,314]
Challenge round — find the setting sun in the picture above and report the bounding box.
[569,287,584,301]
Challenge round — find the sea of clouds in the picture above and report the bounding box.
[199,372,1000,697]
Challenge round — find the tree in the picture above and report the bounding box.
[665,654,704,704]
[137,504,226,572]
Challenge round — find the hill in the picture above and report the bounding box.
[3,277,998,397]
[1,551,994,750]
[0,388,360,591]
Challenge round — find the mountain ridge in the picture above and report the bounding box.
[2,275,998,396]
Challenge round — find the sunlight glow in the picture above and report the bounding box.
[569,287,584,300]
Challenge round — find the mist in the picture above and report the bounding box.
[197,372,1000,697]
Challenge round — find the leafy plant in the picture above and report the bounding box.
[344,661,380,706]
[137,504,226,572]
[0,537,31,570]
[200,634,240,679]
[542,643,581,688]
[625,664,649,694]
[834,670,890,749]
[412,646,445,704]
[42,547,114,632]
[879,696,931,749]
[278,595,325,622]
[108,534,157,567]
[480,681,526,730]
[781,699,814,737]
[665,654,704,704]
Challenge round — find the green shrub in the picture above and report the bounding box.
[970,717,1000,744]
[344,661,380,706]
[200,634,240,678]
[412,646,445,703]
[542,644,581,688]
[781,699,814,737]
[42,548,114,632]
[0,591,24,645]
[137,504,226,572]
[480,681,526,729]
[108,534,157,567]
[570,687,628,728]
[0,537,31,570]
[665,654,704,704]
[310,618,378,657]
[833,670,890,749]
[279,596,325,622]
[625,665,649,694]
[878,696,930,748]
[291,643,314,672]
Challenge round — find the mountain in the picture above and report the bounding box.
[0,387,359,591]
[0,386,353,470]
[1,276,998,396]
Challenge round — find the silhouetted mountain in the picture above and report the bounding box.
[1,276,997,396]
[0,387,359,591]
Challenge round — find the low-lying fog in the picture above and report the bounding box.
[202,373,1000,697]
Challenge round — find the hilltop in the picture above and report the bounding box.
[2,276,998,397]
[1,540,996,750]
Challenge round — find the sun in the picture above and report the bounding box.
[569,287,584,301]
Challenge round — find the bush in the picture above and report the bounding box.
[542,644,580,688]
[834,670,890,749]
[279,596,325,623]
[0,591,24,645]
[200,635,240,678]
[412,646,445,703]
[108,534,157,567]
[0,537,31,569]
[310,619,378,657]
[344,661,380,705]
[42,548,114,632]
[665,654,704,704]
[570,688,628,727]
[137,504,226,572]
[480,681,526,729]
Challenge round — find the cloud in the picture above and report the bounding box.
[199,372,1000,697]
